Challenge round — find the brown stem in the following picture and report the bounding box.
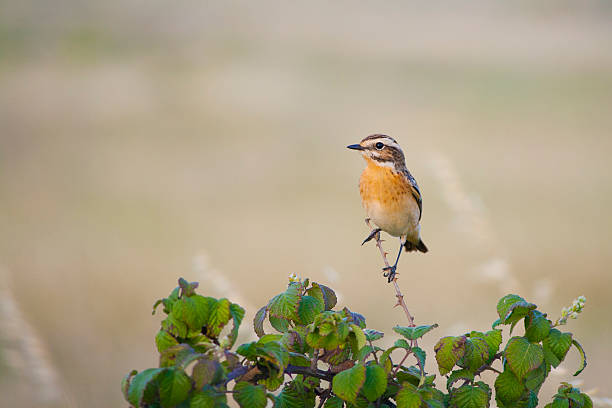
[365,219,416,329]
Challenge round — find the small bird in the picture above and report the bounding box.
[347,134,428,282]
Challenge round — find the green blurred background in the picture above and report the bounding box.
[1,1,611,406]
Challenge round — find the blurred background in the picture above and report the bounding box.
[1,1,611,406]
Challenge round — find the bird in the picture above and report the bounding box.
[347,134,428,282]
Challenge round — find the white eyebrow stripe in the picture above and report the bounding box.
[363,136,401,151]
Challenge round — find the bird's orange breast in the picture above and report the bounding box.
[359,158,420,238]
[359,160,412,208]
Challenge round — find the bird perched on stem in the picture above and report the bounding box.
[347,134,428,282]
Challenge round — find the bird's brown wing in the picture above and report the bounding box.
[403,169,422,221]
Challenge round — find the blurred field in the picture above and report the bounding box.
[1,1,611,406]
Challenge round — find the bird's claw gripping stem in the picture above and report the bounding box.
[382,266,397,282]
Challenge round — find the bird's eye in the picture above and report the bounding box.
[375,142,384,150]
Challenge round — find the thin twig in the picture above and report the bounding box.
[365,219,416,329]
[368,339,379,364]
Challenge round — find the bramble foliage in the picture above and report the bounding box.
[122,277,590,407]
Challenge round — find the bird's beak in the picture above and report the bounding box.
[347,144,364,151]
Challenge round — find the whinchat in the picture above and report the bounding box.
[348,134,428,282]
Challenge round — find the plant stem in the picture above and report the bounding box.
[365,220,416,328]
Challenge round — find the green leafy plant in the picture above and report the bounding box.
[122,276,590,408]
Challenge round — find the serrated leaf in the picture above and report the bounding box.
[364,329,384,341]
[127,368,165,406]
[462,337,489,372]
[396,384,422,408]
[469,330,502,362]
[394,339,412,349]
[234,382,267,408]
[344,308,366,328]
[288,352,310,367]
[497,295,536,325]
[543,329,572,365]
[121,370,137,401]
[393,324,438,340]
[447,369,474,391]
[160,343,202,368]
[220,303,245,349]
[269,283,301,321]
[349,324,367,353]
[172,296,214,332]
[332,364,366,403]
[298,295,324,325]
[274,385,303,408]
[412,346,426,371]
[254,306,268,338]
[504,337,544,380]
[189,388,217,408]
[207,298,231,338]
[156,330,179,353]
[494,370,525,405]
[319,284,338,310]
[192,359,222,388]
[158,367,192,408]
[434,336,467,375]
[525,363,548,392]
[362,364,387,401]
[270,315,291,333]
[451,383,491,408]
[571,339,587,376]
[324,396,344,408]
[524,311,551,343]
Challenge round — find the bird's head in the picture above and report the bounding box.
[347,134,406,170]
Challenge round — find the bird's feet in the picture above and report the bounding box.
[382,266,398,283]
[362,228,381,246]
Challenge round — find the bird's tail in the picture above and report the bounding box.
[404,239,428,253]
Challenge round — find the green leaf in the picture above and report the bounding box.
[254,306,268,338]
[324,396,345,408]
[451,383,491,408]
[192,359,222,388]
[121,370,137,401]
[127,368,164,406]
[364,329,384,341]
[270,283,301,321]
[504,337,544,380]
[207,298,231,338]
[332,364,366,403]
[160,343,203,368]
[394,339,412,349]
[319,284,338,310]
[494,370,525,405]
[396,384,422,408]
[189,389,217,408]
[571,339,587,376]
[434,336,467,375]
[158,367,192,408]
[447,369,474,391]
[270,315,291,333]
[460,337,489,372]
[156,330,179,353]
[348,324,367,353]
[172,295,214,331]
[497,295,536,325]
[362,364,387,401]
[298,295,324,325]
[220,303,245,348]
[543,329,572,366]
[288,352,310,367]
[524,363,548,392]
[524,311,551,343]
[274,384,304,408]
[234,382,267,408]
[468,330,502,362]
[393,324,438,340]
[412,346,426,370]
